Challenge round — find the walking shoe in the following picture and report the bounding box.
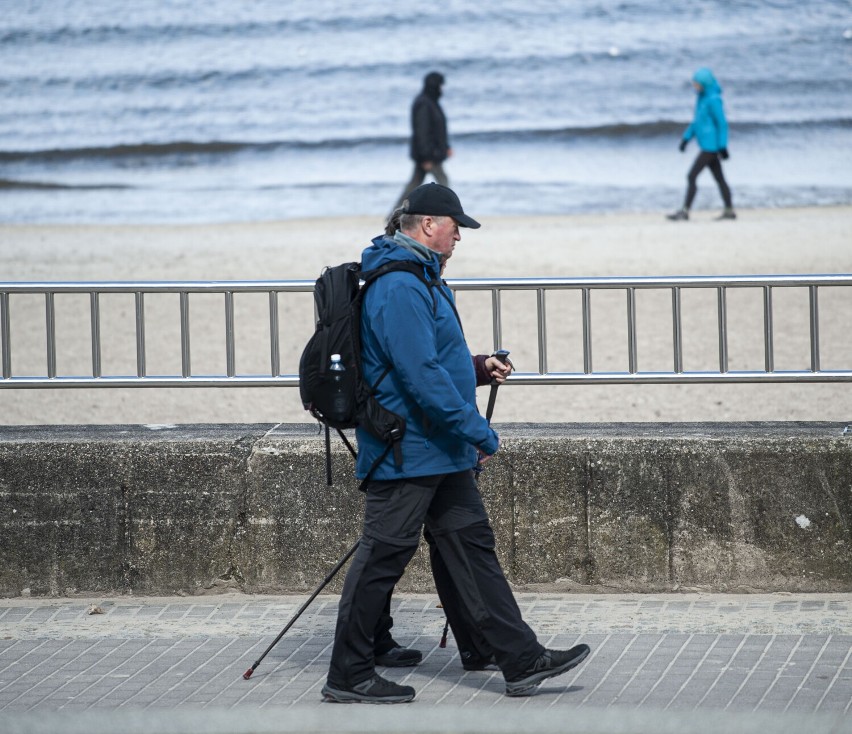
[322,674,415,704]
[666,208,689,221]
[716,207,737,220]
[374,644,423,667]
[461,651,498,671]
[504,644,591,697]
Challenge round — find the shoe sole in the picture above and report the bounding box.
[321,684,414,704]
[504,647,590,697]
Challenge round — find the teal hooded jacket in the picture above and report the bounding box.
[682,67,729,152]
[354,235,498,480]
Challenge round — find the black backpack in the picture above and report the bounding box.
[299,259,433,485]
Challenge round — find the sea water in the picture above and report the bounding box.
[1,0,850,223]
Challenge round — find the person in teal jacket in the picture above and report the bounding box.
[667,67,736,221]
[323,183,590,704]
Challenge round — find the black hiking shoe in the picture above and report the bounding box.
[322,674,415,704]
[460,651,498,671]
[504,645,591,697]
[375,645,423,667]
[666,208,689,221]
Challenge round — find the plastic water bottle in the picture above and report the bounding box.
[329,353,347,422]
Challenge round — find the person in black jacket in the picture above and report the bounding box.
[392,72,453,210]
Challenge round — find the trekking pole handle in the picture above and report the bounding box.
[491,349,511,376]
[484,350,510,425]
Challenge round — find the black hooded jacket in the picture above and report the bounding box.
[409,72,449,164]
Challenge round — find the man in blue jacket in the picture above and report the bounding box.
[667,67,736,221]
[322,183,590,704]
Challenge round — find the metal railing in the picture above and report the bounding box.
[1,274,851,388]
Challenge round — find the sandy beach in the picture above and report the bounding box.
[1,205,851,426]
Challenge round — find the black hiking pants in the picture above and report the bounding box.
[373,537,495,661]
[327,469,544,687]
[393,161,448,211]
[685,150,733,209]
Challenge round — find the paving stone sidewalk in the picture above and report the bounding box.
[1,592,851,733]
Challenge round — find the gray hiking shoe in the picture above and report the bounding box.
[322,673,415,704]
[504,644,590,697]
[716,207,737,220]
[666,209,689,221]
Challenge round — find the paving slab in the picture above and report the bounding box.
[1,592,851,733]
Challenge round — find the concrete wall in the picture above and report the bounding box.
[1,423,850,597]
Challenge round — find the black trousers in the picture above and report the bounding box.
[328,470,543,687]
[373,540,495,661]
[685,150,733,209]
[393,161,448,211]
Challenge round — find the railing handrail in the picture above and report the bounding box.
[2,273,852,293]
[2,274,851,388]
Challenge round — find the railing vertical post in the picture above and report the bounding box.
[627,287,637,374]
[492,289,502,351]
[45,292,57,379]
[90,292,101,378]
[269,291,280,377]
[1,292,10,379]
[225,291,236,378]
[763,285,774,373]
[672,286,683,373]
[135,292,146,377]
[180,291,191,378]
[537,288,547,375]
[809,285,821,372]
[582,287,592,374]
[717,286,728,373]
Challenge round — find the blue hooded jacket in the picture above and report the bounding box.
[355,235,498,480]
[682,68,729,152]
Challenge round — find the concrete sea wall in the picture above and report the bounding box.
[1,423,850,597]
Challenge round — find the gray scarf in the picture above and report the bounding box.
[393,231,435,264]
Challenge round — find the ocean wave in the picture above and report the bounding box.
[0,9,488,48]
[0,47,660,93]
[0,178,131,191]
[2,118,850,163]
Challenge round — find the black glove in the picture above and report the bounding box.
[678,139,688,152]
[719,148,729,160]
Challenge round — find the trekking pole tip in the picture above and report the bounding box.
[243,667,255,680]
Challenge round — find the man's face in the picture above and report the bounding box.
[427,216,461,262]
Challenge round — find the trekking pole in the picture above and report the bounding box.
[472,349,511,483]
[242,538,360,679]
[484,350,511,425]
[441,349,511,648]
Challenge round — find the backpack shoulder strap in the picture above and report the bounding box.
[359,259,432,288]
[360,260,443,317]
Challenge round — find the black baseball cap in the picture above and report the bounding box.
[402,183,481,229]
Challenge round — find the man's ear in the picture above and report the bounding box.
[420,215,434,236]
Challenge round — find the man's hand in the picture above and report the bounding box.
[679,139,688,152]
[477,438,499,465]
[484,354,513,383]
[422,161,434,171]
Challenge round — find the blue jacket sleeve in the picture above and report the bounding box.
[372,280,499,455]
[708,96,728,149]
